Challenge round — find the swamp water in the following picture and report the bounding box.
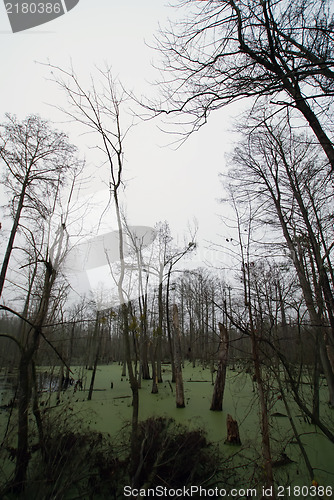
[0,363,333,496]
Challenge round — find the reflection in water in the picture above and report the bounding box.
[0,370,76,409]
[0,371,18,408]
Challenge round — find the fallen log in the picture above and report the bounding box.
[81,388,106,392]
[186,380,211,383]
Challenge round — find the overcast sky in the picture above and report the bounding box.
[0,0,240,274]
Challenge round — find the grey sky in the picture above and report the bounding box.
[0,0,237,272]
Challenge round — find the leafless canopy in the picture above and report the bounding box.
[153,0,334,166]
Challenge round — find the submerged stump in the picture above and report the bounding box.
[225,414,241,445]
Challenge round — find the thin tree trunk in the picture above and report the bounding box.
[123,304,140,483]
[0,176,29,299]
[312,331,320,422]
[14,354,31,490]
[87,313,100,370]
[236,211,275,499]
[31,360,45,461]
[250,331,275,498]
[318,336,334,406]
[114,188,140,480]
[173,304,185,408]
[166,264,176,382]
[157,279,163,383]
[150,343,158,394]
[57,363,64,402]
[140,315,150,380]
[156,336,162,383]
[66,321,76,380]
[88,319,102,401]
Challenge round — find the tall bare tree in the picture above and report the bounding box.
[48,64,143,481]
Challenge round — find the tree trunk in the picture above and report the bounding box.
[57,363,64,402]
[140,321,150,380]
[312,331,320,422]
[291,85,334,174]
[173,304,185,408]
[31,360,45,461]
[250,331,275,498]
[88,323,102,401]
[318,336,334,407]
[166,264,176,382]
[210,322,229,411]
[87,313,100,370]
[240,237,275,498]
[14,354,31,490]
[225,414,241,445]
[156,336,162,383]
[150,343,158,394]
[0,176,29,299]
[66,321,76,380]
[157,279,163,383]
[122,303,140,483]
[13,258,56,490]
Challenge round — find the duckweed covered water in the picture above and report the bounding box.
[0,362,333,495]
[52,363,334,488]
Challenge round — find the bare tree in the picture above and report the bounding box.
[0,114,79,299]
[160,225,197,381]
[1,215,72,491]
[154,0,334,169]
[124,221,156,383]
[227,113,334,406]
[232,198,275,498]
[48,64,143,480]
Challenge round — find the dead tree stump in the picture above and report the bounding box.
[225,414,241,445]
